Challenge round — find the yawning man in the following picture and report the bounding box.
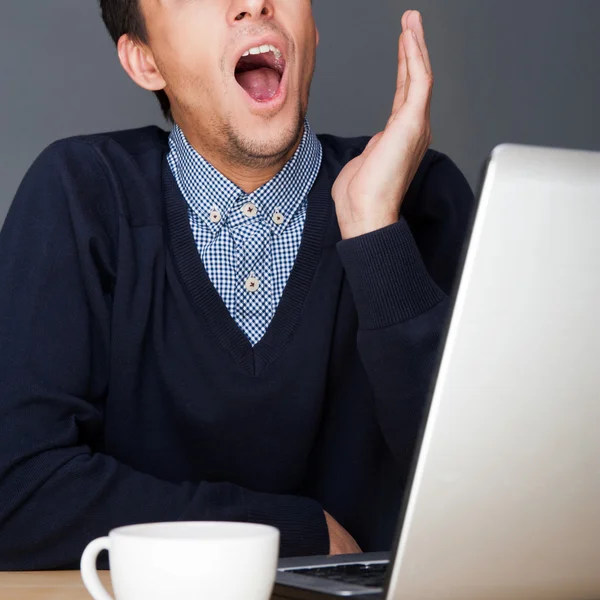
[0,0,474,568]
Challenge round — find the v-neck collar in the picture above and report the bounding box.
[163,150,335,377]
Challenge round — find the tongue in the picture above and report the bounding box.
[236,67,280,101]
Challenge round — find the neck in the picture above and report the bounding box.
[176,123,304,194]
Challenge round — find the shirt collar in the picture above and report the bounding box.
[167,120,322,235]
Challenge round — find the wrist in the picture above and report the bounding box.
[339,215,399,240]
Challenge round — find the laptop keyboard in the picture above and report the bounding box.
[287,562,388,588]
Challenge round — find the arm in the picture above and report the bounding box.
[331,11,474,464]
[336,153,475,464]
[0,144,329,569]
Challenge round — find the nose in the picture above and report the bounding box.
[230,0,275,24]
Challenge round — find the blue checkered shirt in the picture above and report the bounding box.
[167,121,323,346]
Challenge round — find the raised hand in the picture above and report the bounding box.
[332,10,433,240]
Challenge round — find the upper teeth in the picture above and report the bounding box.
[242,44,282,59]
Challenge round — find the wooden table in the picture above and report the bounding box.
[0,571,112,600]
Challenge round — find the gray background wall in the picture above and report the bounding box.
[1,1,599,225]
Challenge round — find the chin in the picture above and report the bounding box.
[226,108,304,162]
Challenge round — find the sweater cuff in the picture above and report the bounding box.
[244,490,329,558]
[336,218,444,330]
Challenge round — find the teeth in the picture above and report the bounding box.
[241,44,283,59]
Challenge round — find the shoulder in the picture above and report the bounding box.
[402,148,474,223]
[16,126,170,227]
[3,126,170,268]
[40,125,169,186]
[37,125,169,164]
[3,126,173,286]
[27,125,169,191]
[60,125,170,165]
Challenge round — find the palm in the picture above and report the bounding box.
[332,10,434,240]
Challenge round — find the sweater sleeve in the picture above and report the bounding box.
[0,143,329,570]
[335,152,475,466]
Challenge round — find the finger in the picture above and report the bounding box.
[391,31,409,115]
[406,10,432,75]
[401,10,412,34]
[403,29,433,110]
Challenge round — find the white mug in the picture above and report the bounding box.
[80,521,280,600]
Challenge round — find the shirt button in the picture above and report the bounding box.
[241,202,258,218]
[209,209,221,223]
[245,276,260,293]
[272,211,284,225]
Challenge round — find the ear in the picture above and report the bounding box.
[117,34,166,92]
[316,27,320,48]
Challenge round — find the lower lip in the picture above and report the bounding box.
[236,67,289,112]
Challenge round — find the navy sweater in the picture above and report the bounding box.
[0,127,474,569]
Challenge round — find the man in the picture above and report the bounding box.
[0,0,474,569]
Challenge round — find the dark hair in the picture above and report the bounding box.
[99,0,172,121]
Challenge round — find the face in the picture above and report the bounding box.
[138,0,318,167]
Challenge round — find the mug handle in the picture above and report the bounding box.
[80,536,114,600]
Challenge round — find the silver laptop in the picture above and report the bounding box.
[273,143,600,600]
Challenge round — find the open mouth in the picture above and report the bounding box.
[234,45,286,103]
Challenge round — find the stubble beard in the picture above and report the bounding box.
[214,98,307,169]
